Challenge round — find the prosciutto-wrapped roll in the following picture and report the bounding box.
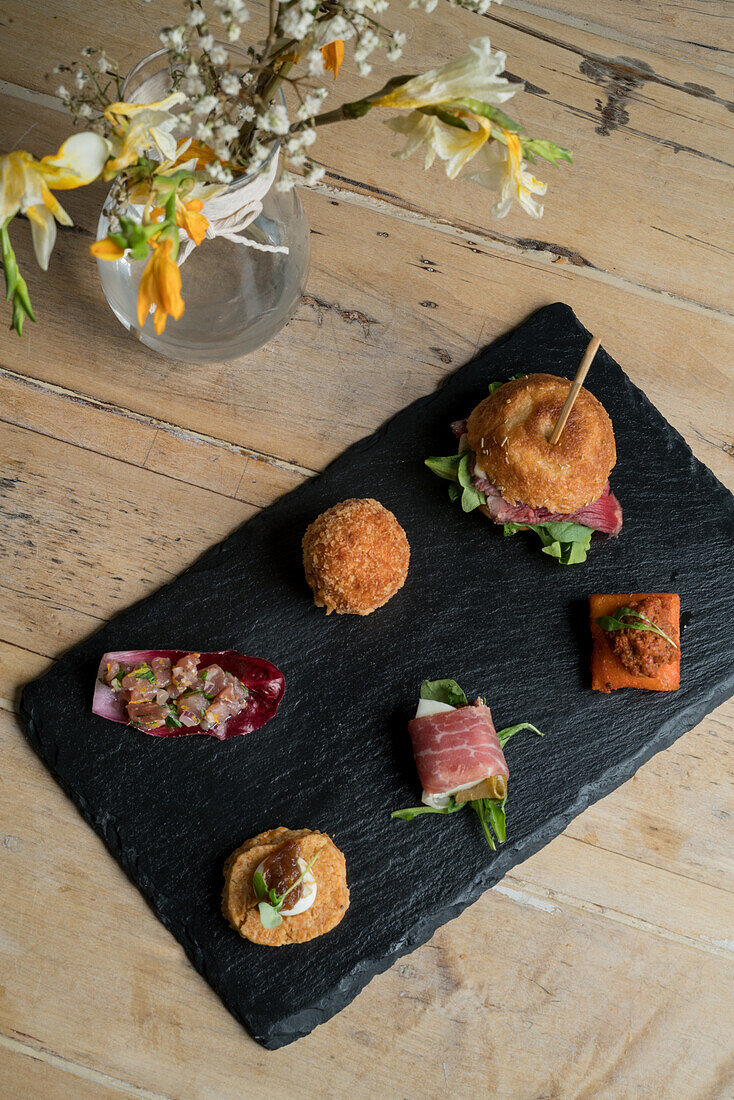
[393,678,543,851]
[409,700,509,807]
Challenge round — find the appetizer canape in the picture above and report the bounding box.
[590,593,680,692]
[427,373,623,564]
[392,678,543,850]
[302,498,410,615]
[94,650,285,739]
[222,827,349,945]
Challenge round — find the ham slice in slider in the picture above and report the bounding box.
[408,701,509,806]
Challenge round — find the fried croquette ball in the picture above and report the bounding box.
[467,373,616,514]
[302,498,410,615]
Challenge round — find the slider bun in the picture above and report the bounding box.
[467,373,616,513]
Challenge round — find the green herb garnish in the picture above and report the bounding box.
[503,520,593,565]
[253,848,325,929]
[165,710,182,728]
[596,607,678,648]
[134,664,157,683]
[109,675,122,691]
[419,678,468,708]
[392,681,544,851]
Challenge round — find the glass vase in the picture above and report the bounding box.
[96,47,310,362]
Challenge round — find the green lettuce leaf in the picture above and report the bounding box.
[420,678,468,707]
[503,520,593,565]
[496,722,544,748]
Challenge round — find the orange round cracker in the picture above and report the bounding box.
[222,828,349,946]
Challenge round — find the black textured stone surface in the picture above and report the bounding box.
[20,304,734,1049]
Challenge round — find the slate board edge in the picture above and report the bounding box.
[17,302,734,1048]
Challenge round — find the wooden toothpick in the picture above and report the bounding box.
[549,335,602,445]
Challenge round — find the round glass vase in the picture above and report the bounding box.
[96,47,310,362]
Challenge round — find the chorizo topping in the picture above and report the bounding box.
[599,597,678,678]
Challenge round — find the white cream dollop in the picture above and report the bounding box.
[255,856,317,916]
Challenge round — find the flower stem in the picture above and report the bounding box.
[1,217,36,337]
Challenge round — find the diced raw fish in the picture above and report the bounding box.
[176,691,208,719]
[178,708,200,728]
[126,701,168,730]
[171,653,202,692]
[150,656,172,688]
[199,664,228,697]
[121,665,153,691]
[202,674,249,729]
[125,682,157,704]
[102,660,121,685]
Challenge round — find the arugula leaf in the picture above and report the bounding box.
[522,138,573,165]
[425,453,461,482]
[470,799,496,850]
[257,901,283,929]
[503,520,593,565]
[253,872,268,902]
[487,380,504,396]
[391,797,465,821]
[487,797,507,844]
[496,722,544,748]
[596,607,678,648]
[457,451,486,512]
[420,678,468,707]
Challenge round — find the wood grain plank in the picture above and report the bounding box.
[1,707,732,1099]
[0,640,50,714]
[502,0,734,75]
[0,1041,153,1100]
[1,3,732,310]
[0,367,310,506]
[0,92,732,487]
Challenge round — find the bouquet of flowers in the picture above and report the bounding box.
[0,0,571,337]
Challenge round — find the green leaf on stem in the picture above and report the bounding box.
[496,722,544,748]
[596,607,678,647]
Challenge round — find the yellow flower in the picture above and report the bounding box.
[104,92,187,174]
[321,40,345,79]
[137,238,184,334]
[0,133,109,269]
[174,197,208,246]
[385,110,492,178]
[373,38,515,111]
[468,130,547,218]
[90,237,126,261]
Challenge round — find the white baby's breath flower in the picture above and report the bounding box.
[393,30,407,47]
[186,7,206,26]
[256,103,290,134]
[195,121,215,140]
[275,171,296,193]
[193,94,220,116]
[357,60,373,77]
[98,54,110,73]
[409,0,438,10]
[227,22,242,41]
[159,25,187,50]
[81,46,94,57]
[220,71,240,95]
[199,33,215,51]
[217,122,240,142]
[306,48,326,75]
[387,43,403,61]
[77,103,94,118]
[297,89,327,121]
[183,74,206,96]
[236,103,256,123]
[304,163,326,185]
[57,85,71,101]
[209,45,228,65]
[74,69,87,89]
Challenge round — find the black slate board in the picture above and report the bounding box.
[20,304,734,1049]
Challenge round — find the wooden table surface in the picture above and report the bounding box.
[1,2,733,1097]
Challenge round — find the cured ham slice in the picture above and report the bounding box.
[475,477,623,536]
[408,702,509,795]
[93,650,285,740]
